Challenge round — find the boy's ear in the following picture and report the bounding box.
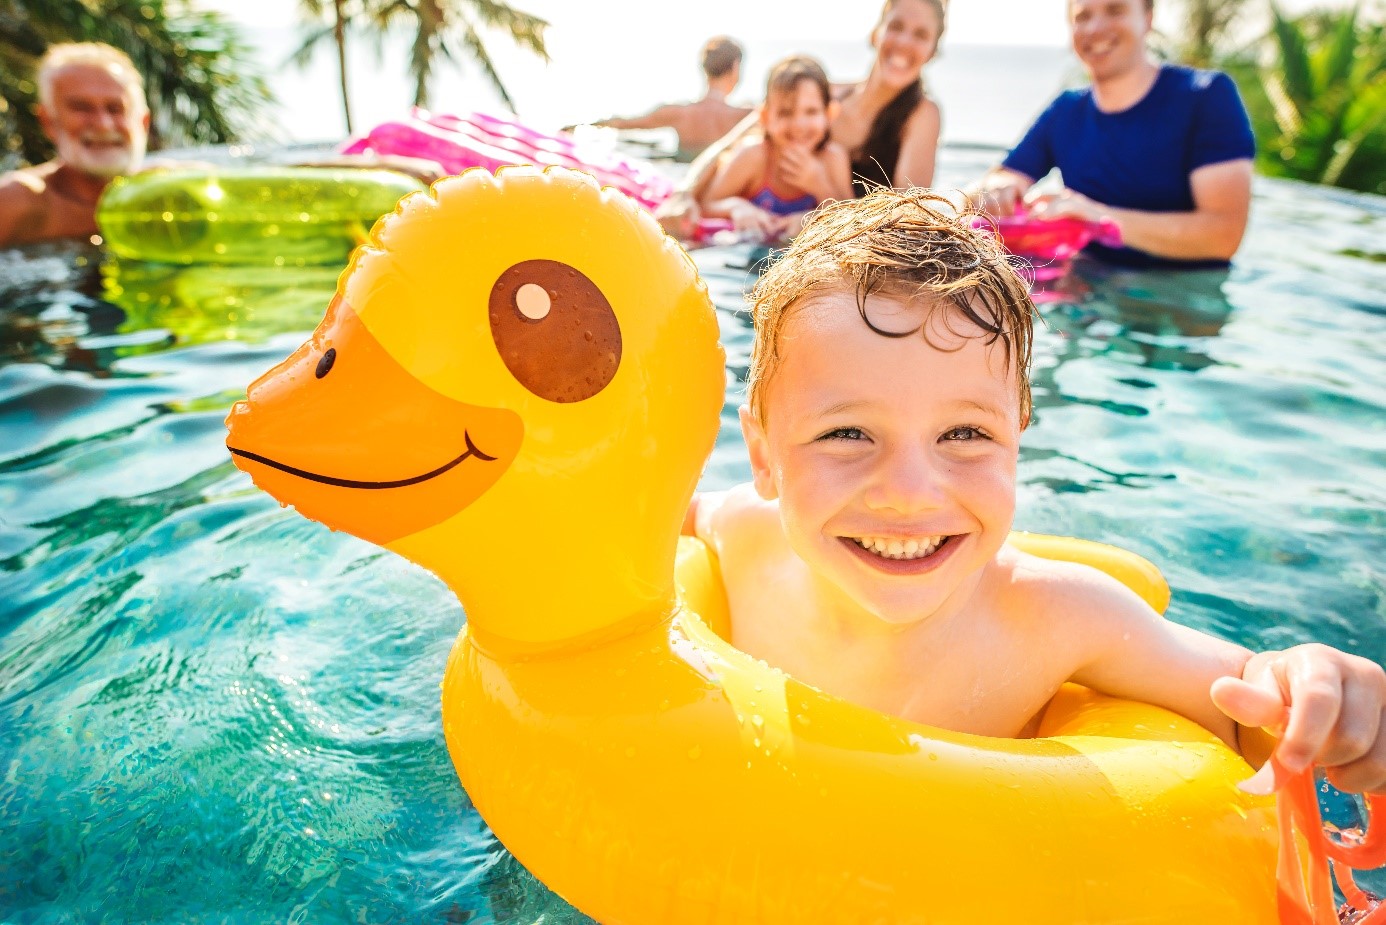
[739,404,778,501]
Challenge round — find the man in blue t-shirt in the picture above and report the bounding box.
[970,0,1255,269]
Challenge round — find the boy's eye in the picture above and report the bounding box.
[941,426,991,442]
[818,426,867,442]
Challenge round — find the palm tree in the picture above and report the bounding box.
[1173,0,1251,68]
[290,0,359,134]
[368,0,549,111]
[1252,3,1386,191]
[0,0,274,167]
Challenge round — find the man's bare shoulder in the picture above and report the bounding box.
[0,165,54,246]
[0,164,52,199]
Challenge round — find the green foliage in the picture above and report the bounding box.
[0,0,275,167]
[1174,0,1253,68]
[290,0,549,119]
[1223,3,1386,195]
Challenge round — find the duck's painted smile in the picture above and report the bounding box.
[228,431,497,490]
[226,296,523,545]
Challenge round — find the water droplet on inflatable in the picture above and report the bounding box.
[625,747,636,759]
[687,746,701,760]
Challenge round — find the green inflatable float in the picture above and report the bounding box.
[96,167,424,266]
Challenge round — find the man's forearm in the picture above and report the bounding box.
[1104,205,1247,262]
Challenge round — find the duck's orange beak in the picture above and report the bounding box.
[225,296,521,545]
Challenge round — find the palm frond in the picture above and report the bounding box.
[1268,1,1315,109]
[461,0,548,60]
[455,20,515,111]
[286,23,338,69]
[1321,2,1361,88]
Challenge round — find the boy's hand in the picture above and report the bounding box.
[1211,645,1386,795]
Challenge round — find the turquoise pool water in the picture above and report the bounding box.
[2,149,1384,922]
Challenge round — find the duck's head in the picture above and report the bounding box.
[226,167,725,653]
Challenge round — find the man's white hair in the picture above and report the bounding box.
[37,43,147,112]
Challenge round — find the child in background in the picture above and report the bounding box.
[685,187,1386,796]
[698,56,854,243]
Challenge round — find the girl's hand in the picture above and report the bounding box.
[777,145,831,201]
[776,211,809,241]
[1212,645,1386,794]
[729,201,780,239]
[655,192,701,239]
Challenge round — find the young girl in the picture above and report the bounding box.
[698,56,854,242]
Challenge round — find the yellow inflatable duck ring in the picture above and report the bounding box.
[226,166,1282,923]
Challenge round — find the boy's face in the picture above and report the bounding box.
[742,289,1022,624]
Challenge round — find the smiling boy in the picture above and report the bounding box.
[686,188,1386,795]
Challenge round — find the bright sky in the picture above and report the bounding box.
[207,0,1077,46]
[202,0,1350,48]
[194,0,1360,141]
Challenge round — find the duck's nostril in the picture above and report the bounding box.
[316,348,337,379]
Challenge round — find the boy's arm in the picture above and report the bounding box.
[1049,557,1386,793]
[1050,560,1250,748]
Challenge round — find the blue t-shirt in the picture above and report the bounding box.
[1002,64,1255,269]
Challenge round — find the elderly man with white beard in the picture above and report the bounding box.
[0,43,152,247]
[0,42,445,248]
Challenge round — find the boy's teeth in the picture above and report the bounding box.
[852,535,946,560]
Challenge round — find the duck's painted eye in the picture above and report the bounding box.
[315,348,337,379]
[489,259,622,403]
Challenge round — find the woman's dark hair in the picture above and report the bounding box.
[851,80,923,196]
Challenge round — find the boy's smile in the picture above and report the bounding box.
[743,289,1022,625]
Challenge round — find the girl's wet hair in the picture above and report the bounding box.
[746,187,1039,425]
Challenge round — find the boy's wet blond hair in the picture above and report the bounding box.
[746,188,1038,425]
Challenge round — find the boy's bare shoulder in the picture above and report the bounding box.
[692,484,780,553]
[993,543,1160,634]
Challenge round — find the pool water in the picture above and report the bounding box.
[2,149,1384,923]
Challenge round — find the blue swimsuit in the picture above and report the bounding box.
[750,185,818,216]
[749,152,818,215]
